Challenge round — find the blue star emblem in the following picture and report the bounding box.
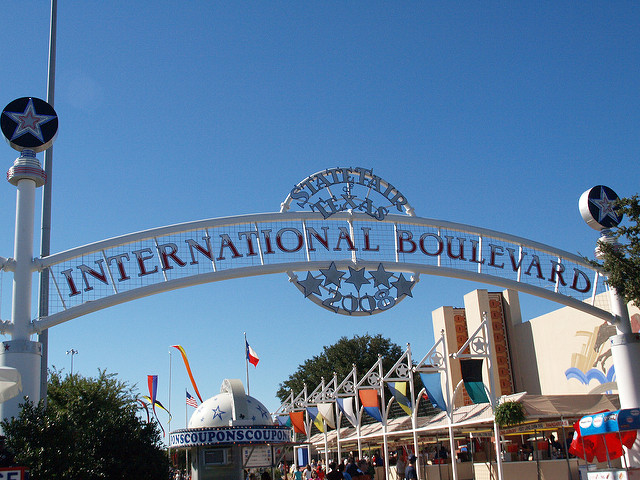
[4,98,56,142]
[211,405,226,421]
[590,186,621,225]
[256,404,269,418]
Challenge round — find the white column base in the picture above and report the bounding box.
[611,333,640,467]
[0,340,42,427]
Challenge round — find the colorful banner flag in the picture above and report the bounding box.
[317,403,336,429]
[358,389,382,422]
[186,390,198,408]
[419,372,447,412]
[147,375,158,416]
[246,340,260,367]
[171,345,203,402]
[289,411,306,435]
[142,395,172,420]
[146,375,165,436]
[336,397,358,427]
[276,415,292,427]
[138,398,150,423]
[388,381,412,416]
[306,406,325,433]
[460,359,490,404]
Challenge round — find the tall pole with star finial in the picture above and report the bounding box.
[580,185,640,467]
[0,95,58,423]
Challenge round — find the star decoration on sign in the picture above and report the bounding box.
[369,263,394,288]
[293,263,418,315]
[391,273,415,298]
[344,266,370,292]
[319,262,345,287]
[4,98,56,142]
[590,186,621,224]
[211,405,226,421]
[297,272,323,297]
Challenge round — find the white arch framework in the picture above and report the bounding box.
[16,210,613,333]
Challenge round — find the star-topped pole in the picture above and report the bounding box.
[0,97,59,424]
[579,185,640,467]
[1,97,58,153]
[579,185,623,231]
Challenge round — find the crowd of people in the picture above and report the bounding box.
[275,452,419,480]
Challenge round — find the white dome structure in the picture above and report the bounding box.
[188,378,272,428]
[169,379,292,480]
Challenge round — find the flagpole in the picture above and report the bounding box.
[168,349,172,433]
[185,388,188,474]
[244,332,250,395]
[168,348,172,463]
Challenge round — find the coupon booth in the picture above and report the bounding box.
[170,379,292,480]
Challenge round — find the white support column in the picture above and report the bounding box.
[609,286,640,467]
[0,150,47,424]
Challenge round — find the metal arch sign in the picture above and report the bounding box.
[21,167,614,333]
[282,167,419,315]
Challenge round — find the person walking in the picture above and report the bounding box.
[404,455,417,480]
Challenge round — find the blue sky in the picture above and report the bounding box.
[0,2,638,435]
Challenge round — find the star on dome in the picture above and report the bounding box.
[4,98,56,142]
[590,186,621,225]
[320,262,345,288]
[369,264,393,288]
[392,273,415,298]
[256,404,269,418]
[344,266,370,292]
[211,405,226,421]
[297,272,323,297]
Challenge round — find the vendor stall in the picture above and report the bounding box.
[570,408,640,479]
[169,379,292,480]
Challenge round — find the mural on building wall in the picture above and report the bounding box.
[565,312,640,393]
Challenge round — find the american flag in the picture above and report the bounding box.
[186,390,198,408]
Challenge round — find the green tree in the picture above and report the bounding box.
[276,334,404,403]
[1,369,170,480]
[595,195,640,307]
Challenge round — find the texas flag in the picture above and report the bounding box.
[246,340,260,367]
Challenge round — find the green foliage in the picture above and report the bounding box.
[594,195,640,307]
[494,401,526,428]
[1,369,170,480]
[276,334,404,403]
